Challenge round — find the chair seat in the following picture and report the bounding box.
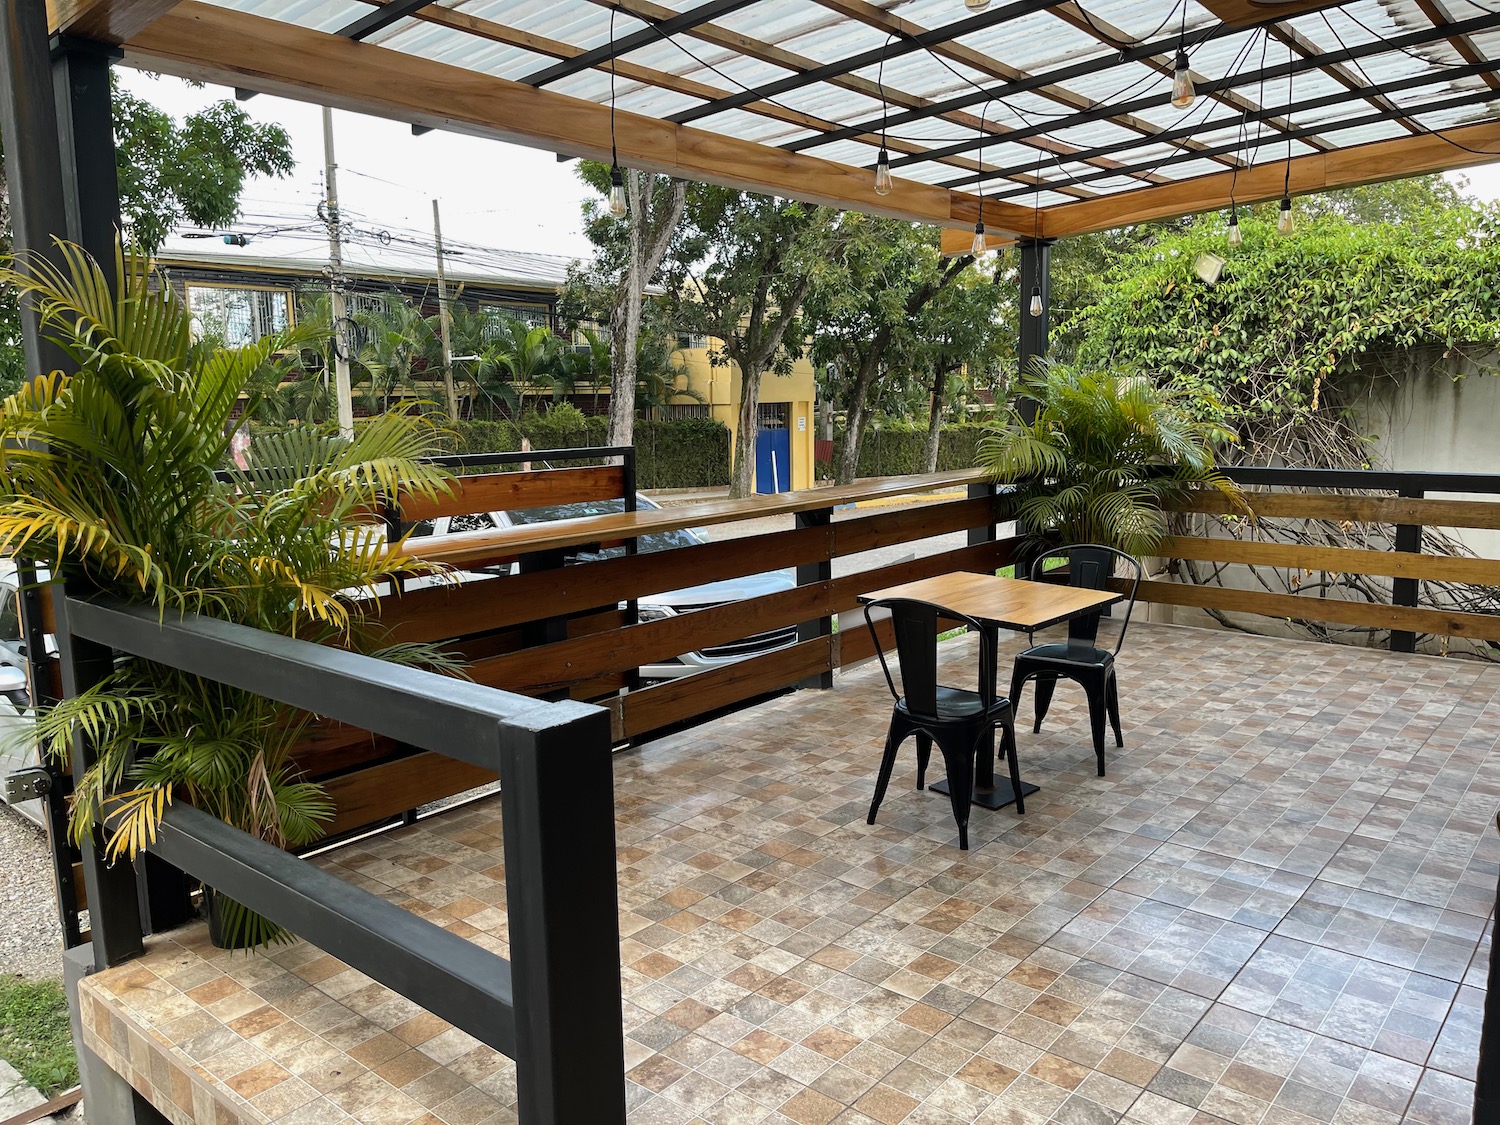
[897,685,1008,721]
[1017,642,1113,668]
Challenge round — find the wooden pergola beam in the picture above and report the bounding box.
[119,2,1042,234]
[46,0,178,44]
[1041,118,1500,238]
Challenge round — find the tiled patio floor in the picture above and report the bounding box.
[80,622,1499,1125]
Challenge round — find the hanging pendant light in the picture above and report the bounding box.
[1171,48,1195,109]
[874,147,893,196]
[606,9,627,220]
[1226,205,1243,248]
[1029,286,1043,318]
[971,220,987,256]
[1277,194,1294,235]
[608,164,627,218]
[964,0,991,9]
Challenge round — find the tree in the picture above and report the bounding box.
[909,269,1008,471]
[806,218,977,484]
[111,84,294,255]
[670,191,846,497]
[574,163,690,450]
[0,77,295,392]
[1062,193,1500,469]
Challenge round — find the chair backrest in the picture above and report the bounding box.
[1028,543,1143,654]
[864,598,995,717]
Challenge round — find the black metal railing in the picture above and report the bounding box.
[55,595,626,1125]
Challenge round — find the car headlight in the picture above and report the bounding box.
[637,604,675,623]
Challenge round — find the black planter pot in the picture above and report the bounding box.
[205,888,254,951]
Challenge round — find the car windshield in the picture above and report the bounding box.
[508,500,700,554]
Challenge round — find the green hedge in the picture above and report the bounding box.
[816,422,992,479]
[442,414,729,489]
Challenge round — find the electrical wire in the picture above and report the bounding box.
[1316,5,1500,156]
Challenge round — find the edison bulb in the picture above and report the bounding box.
[1227,218,1243,248]
[971,222,987,256]
[1029,287,1043,318]
[1171,49,1195,109]
[1277,196,1294,235]
[874,148,893,196]
[608,165,627,218]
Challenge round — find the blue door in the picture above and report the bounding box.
[755,427,792,494]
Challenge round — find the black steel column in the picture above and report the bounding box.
[53,37,122,270]
[1390,485,1423,654]
[1016,238,1053,424]
[499,705,626,1125]
[54,595,145,970]
[795,507,834,688]
[0,0,71,376]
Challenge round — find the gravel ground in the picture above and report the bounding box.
[0,806,63,981]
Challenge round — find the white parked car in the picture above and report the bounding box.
[0,564,46,826]
[405,494,798,681]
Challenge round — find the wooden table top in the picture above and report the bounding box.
[859,571,1121,632]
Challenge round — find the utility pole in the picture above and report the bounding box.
[323,107,355,438]
[432,198,459,422]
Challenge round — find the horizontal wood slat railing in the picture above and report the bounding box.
[1121,577,1500,644]
[1158,535,1500,586]
[290,471,1009,836]
[1157,472,1500,645]
[396,466,627,524]
[1176,490,1500,530]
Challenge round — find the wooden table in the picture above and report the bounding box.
[858,571,1122,809]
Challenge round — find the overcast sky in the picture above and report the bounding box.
[119,69,1500,268]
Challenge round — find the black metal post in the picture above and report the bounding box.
[1391,485,1422,654]
[967,481,998,551]
[16,566,83,948]
[52,37,122,270]
[795,507,834,688]
[53,594,145,970]
[0,0,71,376]
[621,448,641,695]
[499,706,626,1125]
[1476,815,1500,1122]
[1016,238,1053,424]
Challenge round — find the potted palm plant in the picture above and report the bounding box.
[979,361,1245,557]
[0,242,456,949]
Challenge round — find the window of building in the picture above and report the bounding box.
[675,332,708,350]
[187,285,292,346]
[481,303,550,334]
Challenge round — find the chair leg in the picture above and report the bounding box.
[933,735,974,851]
[1032,674,1058,733]
[914,733,932,790]
[868,722,902,825]
[1008,666,1027,716]
[1105,671,1123,748]
[1086,680,1108,776]
[1000,715,1024,816]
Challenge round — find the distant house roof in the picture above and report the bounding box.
[157,236,585,293]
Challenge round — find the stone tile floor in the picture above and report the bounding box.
[81,622,1499,1125]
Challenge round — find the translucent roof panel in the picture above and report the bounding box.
[206,0,368,35]
[159,0,1500,232]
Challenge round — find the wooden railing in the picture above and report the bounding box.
[1143,467,1500,652]
[25,462,1500,963]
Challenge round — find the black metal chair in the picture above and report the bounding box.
[864,598,1024,851]
[1008,544,1142,777]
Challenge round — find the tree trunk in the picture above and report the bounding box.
[729,361,763,498]
[923,364,950,473]
[606,171,686,454]
[834,346,885,486]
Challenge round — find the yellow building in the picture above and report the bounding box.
[673,334,817,493]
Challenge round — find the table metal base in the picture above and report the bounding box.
[929,778,1040,810]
